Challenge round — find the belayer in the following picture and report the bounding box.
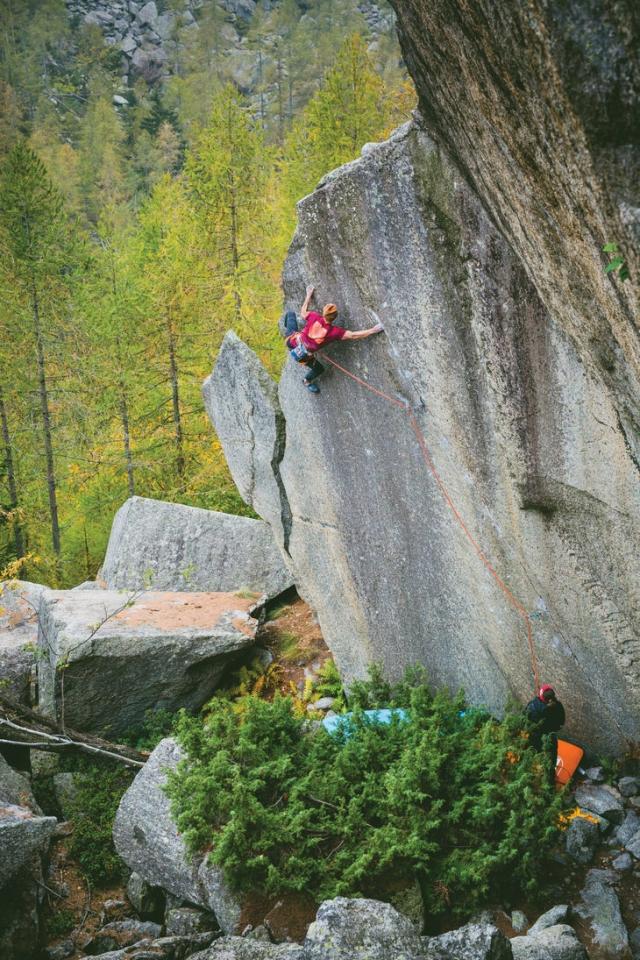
[283,285,383,393]
[525,684,565,783]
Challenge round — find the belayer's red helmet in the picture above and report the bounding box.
[539,684,556,702]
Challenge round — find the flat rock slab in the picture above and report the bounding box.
[101,496,292,599]
[0,804,56,887]
[0,580,45,703]
[37,590,258,737]
[113,738,242,935]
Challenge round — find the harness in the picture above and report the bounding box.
[287,332,324,364]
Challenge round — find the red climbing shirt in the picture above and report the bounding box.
[299,312,347,352]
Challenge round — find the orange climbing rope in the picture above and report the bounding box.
[322,353,541,692]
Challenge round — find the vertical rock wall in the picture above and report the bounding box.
[207,121,640,754]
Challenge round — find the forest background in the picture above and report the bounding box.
[0,0,414,586]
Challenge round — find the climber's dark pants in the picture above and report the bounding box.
[283,311,326,383]
[283,311,298,336]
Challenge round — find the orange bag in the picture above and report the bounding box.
[555,739,584,787]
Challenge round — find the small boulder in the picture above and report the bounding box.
[304,898,426,959]
[53,772,78,820]
[0,753,40,812]
[612,852,633,872]
[511,924,587,960]
[308,697,335,712]
[166,906,217,936]
[126,870,164,919]
[585,767,605,782]
[575,869,630,959]
[423,922,512,959]
[626,829,640,859]
[565,817,600,864]
[136,0,158,26]
[615,811,640,847]
[618,777,640,798]
[0,804,56,887]
[527,906,570,937]
[574,784,624,824]
[511,911,528,934]
[82,919,162,954]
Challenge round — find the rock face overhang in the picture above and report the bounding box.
[387,0,640,435]
[206,118,640,754]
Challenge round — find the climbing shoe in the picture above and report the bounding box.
[305,382,320,394]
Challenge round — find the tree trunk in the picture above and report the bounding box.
[258,50,266,129]
[119,387,135,497]
[229,190,242,324]
[0,383,24,558]
[276,55,285,144]
[166,312,185,481]
[32,282,61,560]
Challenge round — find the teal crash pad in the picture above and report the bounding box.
[322,708,409,737]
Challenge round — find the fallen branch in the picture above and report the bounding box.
[0,694,148,768]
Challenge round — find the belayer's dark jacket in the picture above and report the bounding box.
[525,697,565,749]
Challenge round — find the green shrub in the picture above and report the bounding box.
[45,906,76,938]
[123,707,177,751]
[65,758,134,887]
[166,669,562,919]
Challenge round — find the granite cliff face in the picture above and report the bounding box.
[205,4,640,754]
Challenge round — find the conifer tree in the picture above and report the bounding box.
[185,85,269,328]
[0,141,75,568]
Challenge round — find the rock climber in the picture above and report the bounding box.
[525,684,566,782]
[283,285,383,394]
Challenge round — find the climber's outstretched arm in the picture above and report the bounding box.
[343,322,384,341]
[300,285,315,320]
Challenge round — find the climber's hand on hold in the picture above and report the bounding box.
[372,322,384,334]
[306,285,315,297]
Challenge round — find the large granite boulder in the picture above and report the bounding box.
[37,589,258,737]
[113,738,243,935]
[0,580,45,703]
[101,496,292,599]
[206,118,640,752]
